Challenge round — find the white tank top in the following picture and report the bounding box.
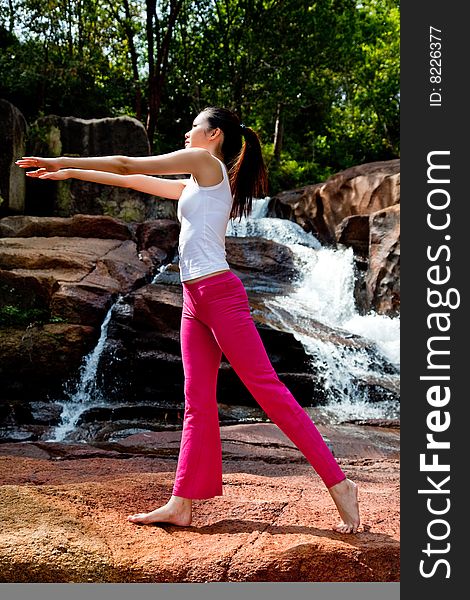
[177,156,233,282]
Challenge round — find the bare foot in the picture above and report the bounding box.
[127,495,192,526]
[328,478,360,534]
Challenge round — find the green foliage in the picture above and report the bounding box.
[0,304,50,327]
[263,143,333,195]
[0,303,67,327]
[0,1,136,120]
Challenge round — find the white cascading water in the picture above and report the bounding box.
[48,301,118,441]
[227,199,400,422]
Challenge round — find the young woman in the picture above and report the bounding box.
[16,106,360,534]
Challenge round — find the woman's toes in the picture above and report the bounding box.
[127,513,143,523]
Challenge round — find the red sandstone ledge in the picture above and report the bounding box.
[0,422,399,582]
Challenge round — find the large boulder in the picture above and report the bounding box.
[336,206,400,316]
[0,100,27,216]
[0,235,150,326]
[225,237,297,281]
[269,159,400,245]
[25,115,176,221]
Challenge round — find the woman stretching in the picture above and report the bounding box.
[16,106,360,534]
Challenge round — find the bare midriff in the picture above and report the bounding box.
[184,269,230,285]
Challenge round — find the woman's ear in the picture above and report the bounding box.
[210,127,222,140]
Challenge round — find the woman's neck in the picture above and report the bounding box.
[208,145,224,163]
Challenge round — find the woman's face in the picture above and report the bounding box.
[184,113,211,149]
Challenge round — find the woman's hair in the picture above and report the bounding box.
[200,106,268,220]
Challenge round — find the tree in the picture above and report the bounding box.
[145,0,185,145]
[1,0,400,190]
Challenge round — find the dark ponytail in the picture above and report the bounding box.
[201,107,268,220]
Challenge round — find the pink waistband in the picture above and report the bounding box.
[182,270,236,289]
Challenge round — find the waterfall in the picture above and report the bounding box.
[227,199,400,422]
[228,198,321,249]
[48,300,119,441]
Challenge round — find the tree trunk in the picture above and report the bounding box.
[123,0,142,121]
[145,0,156,145]
[146,75,163,146]
[273,102,284,161]
[145,0,184,147]
[8,0,14,33]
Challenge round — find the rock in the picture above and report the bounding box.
[0,100,27,215]
[0,268,53,312]
[24,115,176,221]
[365,205,400,315]
[0,214,132,240]
[0,423,399,582]
[134,219,180,256]
[0,401,63,443]
[0,214,180,327]
[269,160,400,245]
[0,324,97,399]
[336,205,400,316]
[336,214,370,258]
[0,235,123,272]
[0,235,151,326]
[226,237,297,281]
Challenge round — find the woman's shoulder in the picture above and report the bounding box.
[184,150,225,187]
[182,148,223,168]
[181,147,214,163]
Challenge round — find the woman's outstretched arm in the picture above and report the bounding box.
[34,168,187,200]
[16,147,215,179]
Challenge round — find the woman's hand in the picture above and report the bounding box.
[36,169,71,181]
[21,167,71,180]
[16,156,61,175]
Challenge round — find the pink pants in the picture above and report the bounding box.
[172,270,345,499]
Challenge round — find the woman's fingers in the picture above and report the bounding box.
[25,168,48,177]
[16,157,59,171]
[38,171,68,181]
[15,157,41,168]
